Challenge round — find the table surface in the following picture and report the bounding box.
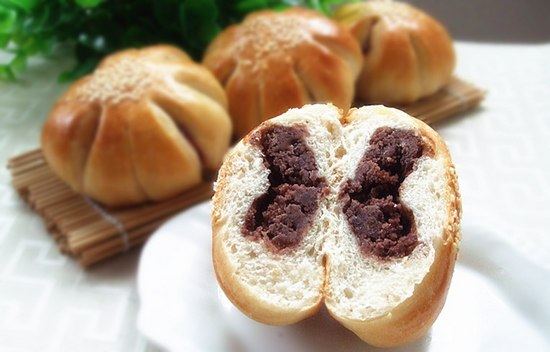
[1,42,549,351]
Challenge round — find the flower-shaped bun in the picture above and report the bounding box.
[335,1,455,103]
[203,8,362,138]
[42,45,231,206]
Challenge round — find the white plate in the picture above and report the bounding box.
[137,202,550,352]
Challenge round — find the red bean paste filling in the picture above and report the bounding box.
[243,125,326,250]
[340,127,426,259]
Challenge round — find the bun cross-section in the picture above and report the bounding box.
[212,104,461,347]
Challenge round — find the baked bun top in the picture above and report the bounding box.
[203,8,362,138]
[334,1,455,104]
[42,45,231,206]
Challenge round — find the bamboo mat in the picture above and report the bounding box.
[7,76,484,267]
[7,149,213,266]
[356,76,486,124]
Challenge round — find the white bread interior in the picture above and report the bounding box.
[212,104,342,324]
[212,104,460,345]
[323,106,460,347]
[325,106,446,318]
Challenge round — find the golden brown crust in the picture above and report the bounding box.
[203,8,361,138]
[332,109,461,347]
[41,45,232,207]
[212,105,460,345]
[334,1,455,104]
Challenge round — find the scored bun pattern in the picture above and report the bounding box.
[203,8,362,138]
[41,45,232,206]
[334,1,456,104]
[212,104,460,347]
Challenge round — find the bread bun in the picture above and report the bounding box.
[212,104,460,346]
[334,1,456,104]
[42,45,231,207]
[203,8,362,138]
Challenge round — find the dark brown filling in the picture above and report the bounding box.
[340,127,426,258]
[242,125,326,250]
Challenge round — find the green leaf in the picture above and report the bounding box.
[0,4,17,33]
[75,0,103,9]
[179,0,221,54]
[306,0,323,12]
[9,52,26,74]
[121,27,151,47]
[153,0,179,29]
[318,0,359,15]
[4,0,40,13]
[234,0,268,13]
[271,4,292,11]
[58,56,98,82]
[0,64,15,80]
[22,4,49,31]
[0,0,357,81]
[0,33,9,47]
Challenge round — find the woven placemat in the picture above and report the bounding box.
[398,76,485,123]
[8,149,213,266]
[7,76,484,266]
[353,76,486,122]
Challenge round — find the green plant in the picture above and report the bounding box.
[0,0,354,81]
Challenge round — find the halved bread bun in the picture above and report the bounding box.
[212,105,342,324]
[324,106,461,346]
[212,104,460,346]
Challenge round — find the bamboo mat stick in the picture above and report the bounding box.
[12,167,53,190]
[29,179,66,195]
[34,192,79,209]
[10,159,47,177]
[43,199,88,217]
[7,77,484,267]
[8,149,42,165]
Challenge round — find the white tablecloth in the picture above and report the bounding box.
[0,42,549,351]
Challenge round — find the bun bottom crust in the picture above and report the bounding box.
[212,220,324,325]
[328,228,459,347]
[213,214,458,345]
